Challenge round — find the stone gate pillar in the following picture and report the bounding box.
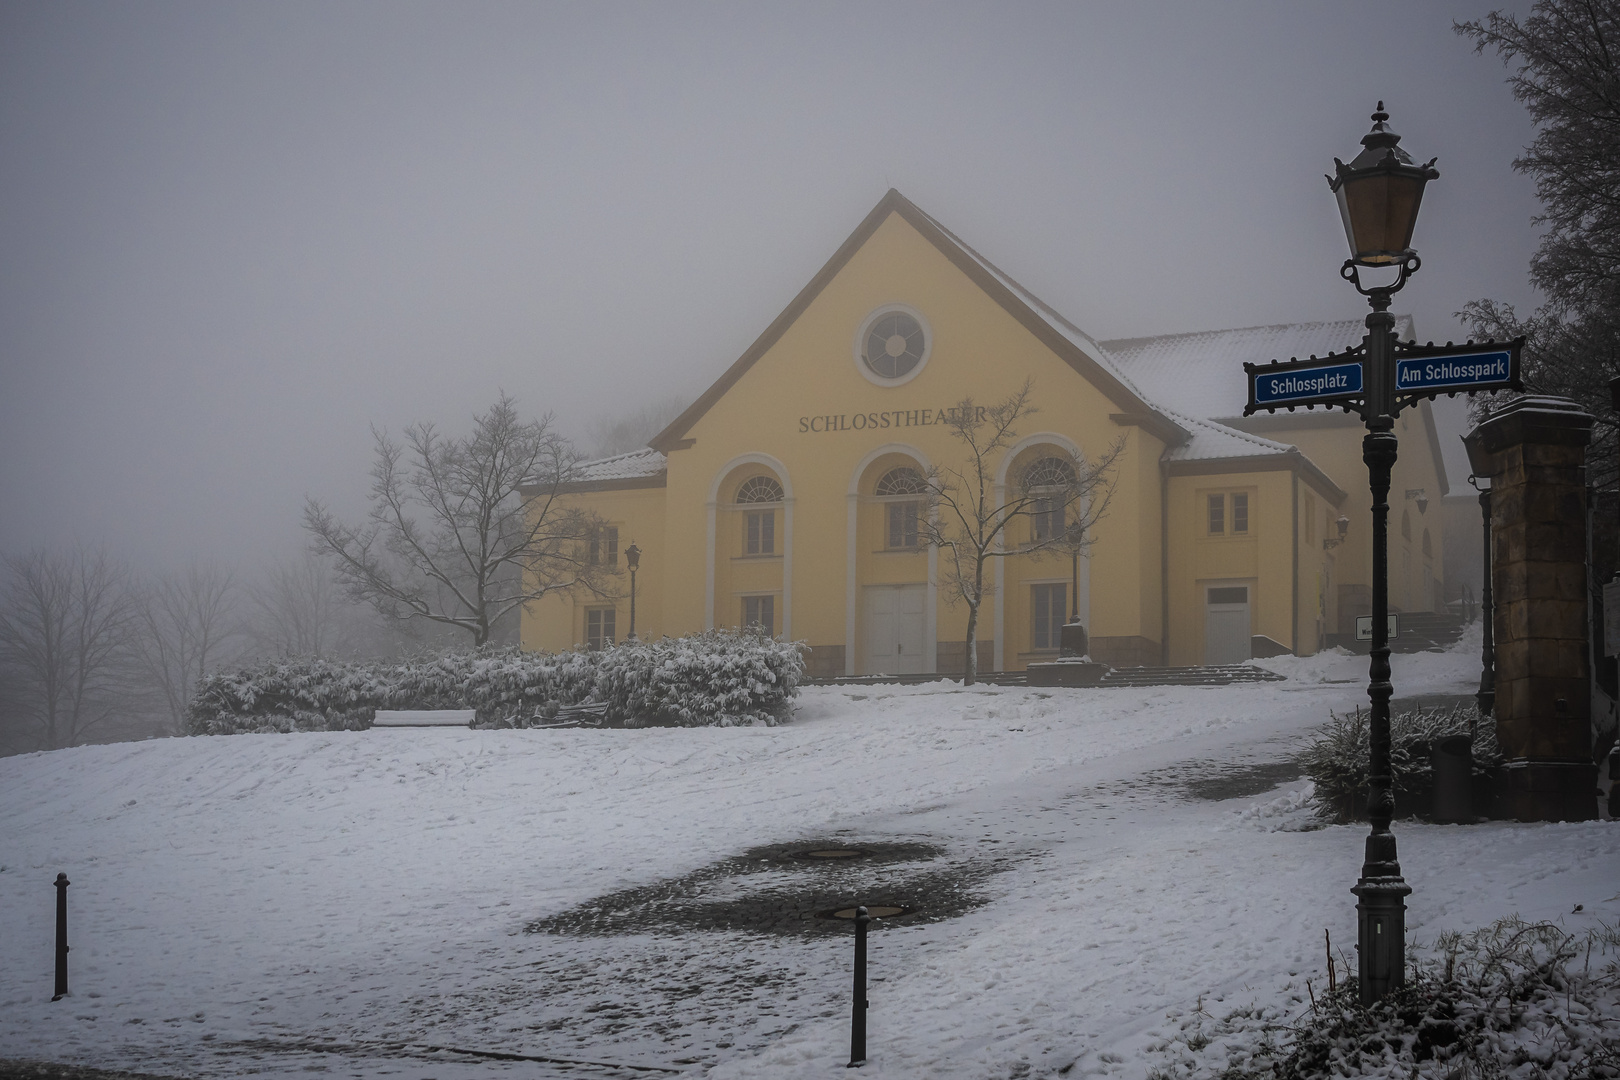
[1464,396,1596,821]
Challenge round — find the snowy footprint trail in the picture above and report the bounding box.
[2,642,1617,1078]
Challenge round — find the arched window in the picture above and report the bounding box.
[734,474,782,556]
[1422,529,1432,558]
[1022,456,1076,490]
[875,466,926,496]
[875,466,925,548]
[1022,456,1076,542]
[1401,509,1412,541]
[735,475,784,504]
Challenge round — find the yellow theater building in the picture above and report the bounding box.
[521,190,1451,675]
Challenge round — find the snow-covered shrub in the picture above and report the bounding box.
[186,632,804,734]
[593,629,805,727]
[1146,917,1620,1080]
[184,657,383,735]
[1301,703,1500,822]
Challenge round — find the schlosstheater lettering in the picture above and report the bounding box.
[798,406,989,434]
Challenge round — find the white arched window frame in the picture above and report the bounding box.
[845,445,936,676]
[993,433,1090,674]
[707,454,793,637]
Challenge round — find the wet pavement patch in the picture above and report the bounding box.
[527,840,1012,938]
[1182,759,1306,801]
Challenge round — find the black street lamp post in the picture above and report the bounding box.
[1476,480,1495,718]
[625,542,641,643]
[1329,102,1438,1005]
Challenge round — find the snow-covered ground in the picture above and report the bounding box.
[2,635,1616,1079]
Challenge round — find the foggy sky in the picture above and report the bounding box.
[0,2,1539,570]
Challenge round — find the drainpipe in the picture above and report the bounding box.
[1292,469,1300,655]
[1160,457,1170,666]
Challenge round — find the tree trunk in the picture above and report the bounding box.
[963,552,987,686]
[962,600,979,686]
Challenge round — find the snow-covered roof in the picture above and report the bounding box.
[1101,316,1416,421]
[569,447,667,483]
[1161,410,1297,462]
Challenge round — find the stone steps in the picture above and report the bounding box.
[808,664,1286,689]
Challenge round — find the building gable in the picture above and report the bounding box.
[650,189,1187,453]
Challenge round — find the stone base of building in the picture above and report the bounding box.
[1497,759,1598,822]
[936,639,994,678]
[804,645,846,680]
[1090,635,1160,669]
[1025,660,1110,687]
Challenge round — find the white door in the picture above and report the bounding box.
[866,584,927,674]
[1205,585,1251,665]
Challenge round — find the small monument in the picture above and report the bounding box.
[1026,617,1109,687]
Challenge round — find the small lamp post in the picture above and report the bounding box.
[1329,102,1437,1006]
[624,542,641,643]
[1062,519,1089,658]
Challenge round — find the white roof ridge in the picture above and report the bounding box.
[577,446,667,469]
[1161,408,1296,455]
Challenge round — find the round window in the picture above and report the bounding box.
[856,306,930,383]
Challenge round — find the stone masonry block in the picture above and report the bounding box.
[1493,561,1587,604]
[1499,598,1588,641]
[1492,637,1588,680]
[1495,676,1591,759]
[1493,484,1584,526]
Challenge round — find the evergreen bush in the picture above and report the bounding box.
[184,630,804,735]
[1301,703,1500,822]
[1146,917,1620,1080]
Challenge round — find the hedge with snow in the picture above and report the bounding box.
[184,630,806,734]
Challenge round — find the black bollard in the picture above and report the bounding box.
[848,906,870,1068]
[52,873,69,1001]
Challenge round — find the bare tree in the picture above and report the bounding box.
[133,561,241,735]
[919,382,1125,685]
[0,548,140,752]
[246,553,348,657]
[304,393,608,647]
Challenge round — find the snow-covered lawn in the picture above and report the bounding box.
[1,637,1616,1079]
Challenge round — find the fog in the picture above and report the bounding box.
[1,2,1537,570]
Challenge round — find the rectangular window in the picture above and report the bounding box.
[588,526,619,566]
[745,510,775,555]
[742,595,775,636]
[1032,496,1063,542]
[585,607,616,651]
[887,501,919,548]
[1031,583,1067,650]
[1205,492,1251,536]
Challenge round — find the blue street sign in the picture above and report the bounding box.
[1394,349,1514,393]
[1251,360,1364,408]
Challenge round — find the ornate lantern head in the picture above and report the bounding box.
[1328,103,1438,268]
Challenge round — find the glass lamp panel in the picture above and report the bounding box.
[1337,172,1428,264]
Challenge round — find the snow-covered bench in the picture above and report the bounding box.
[371,709,476,728]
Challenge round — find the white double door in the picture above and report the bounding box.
[866,583,928,675]
[1204,585,1252,666]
